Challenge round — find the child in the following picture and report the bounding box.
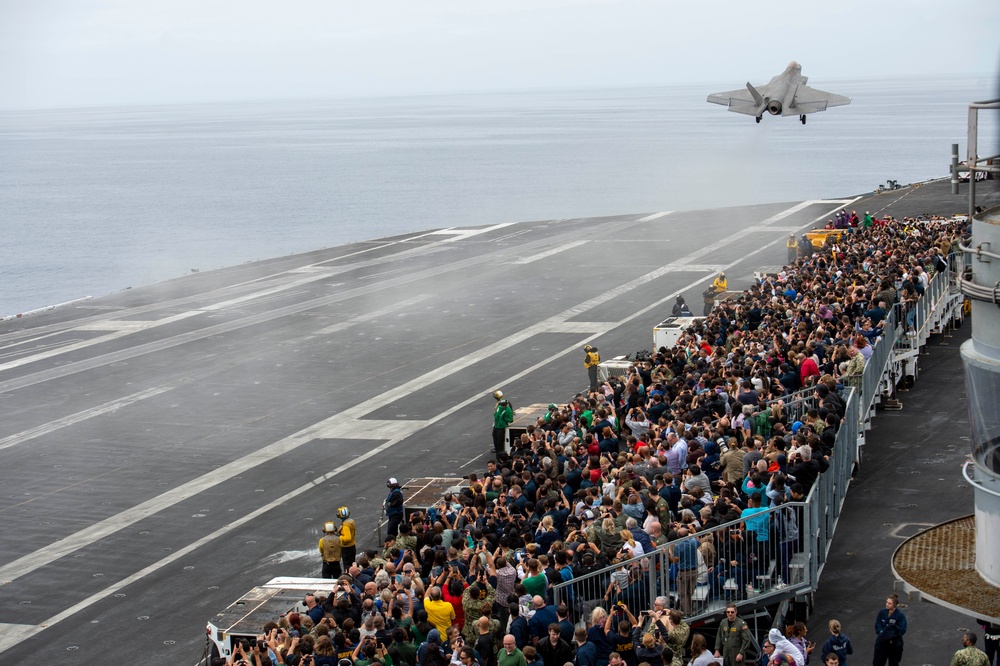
[820,620,853,666]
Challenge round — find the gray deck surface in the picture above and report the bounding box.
[0,177,997,664]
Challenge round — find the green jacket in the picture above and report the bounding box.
[494,402,514,429]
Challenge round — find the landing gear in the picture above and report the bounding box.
[755,116,762,124]
[800,115,807,125]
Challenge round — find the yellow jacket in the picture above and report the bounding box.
[712,276,728,292]
[339,518,356,547]
[584,350,601,368]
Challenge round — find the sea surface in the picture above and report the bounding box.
[1,75,997,316]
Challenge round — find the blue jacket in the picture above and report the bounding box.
[821,634,853,664]
[385,487,404,517]
[874,609,906,644]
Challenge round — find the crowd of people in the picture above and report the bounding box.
[218,214,977,666]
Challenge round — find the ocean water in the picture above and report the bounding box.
[1,75,997,316]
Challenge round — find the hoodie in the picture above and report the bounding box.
[768,628,804,666]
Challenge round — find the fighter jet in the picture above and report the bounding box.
[707,61,851,124]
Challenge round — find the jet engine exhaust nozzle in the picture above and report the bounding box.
[767,101,782,115]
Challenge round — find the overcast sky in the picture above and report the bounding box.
[2,0,998,109]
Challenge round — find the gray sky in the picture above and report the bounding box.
[2,0,998,109]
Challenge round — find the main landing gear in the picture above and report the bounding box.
[755,116,762,124]
[800,114,807,125]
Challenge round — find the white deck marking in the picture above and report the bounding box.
[0,200,832,646]
[759,200,818,225]
[539,321,619,333]
[0,624,40,652]
[663,264,726,272]
[431,222,518,242]
[0,385,181,452]
[0,311,201,373]
[316,295,434,335]
[512,241,588,265]
[635,211,673,222]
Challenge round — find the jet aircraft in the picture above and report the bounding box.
[707,61,851,124]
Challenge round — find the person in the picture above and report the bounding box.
[951,633,990,666]
[787,623,813,665]
[384,478,405,539]
[872,595,906,666]
[537,624,573,666]
[712,272,728,294]
[498,634,528,666]
[424,586,457,638]
[337,506,357,572]
[669,528,699,616]
[584,345,602,392]
[492,391,514,458]
[688,633,720,666]
[797,234,812,260]
[389,628,419,666]
[319,519,343,579]
[635,632,664,666]
[650,609,688,666]
[786,234,798,264]
[672,296,693,317]
[575,627,598,666]
[766,629,803,666]
[714,604,754,666]
[820,620,852,665]
[977,619,999,666]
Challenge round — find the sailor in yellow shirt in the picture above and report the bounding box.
[319,520,343,579]
[583,344,601,392]
[423,585,456,637]
[337,506,357,572]
[703,272,728,315]
[786,233,798,264]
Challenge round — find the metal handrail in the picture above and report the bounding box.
[552,390,860,624]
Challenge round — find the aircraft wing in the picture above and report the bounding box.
[706,84,772,116]
[792,84,851,114]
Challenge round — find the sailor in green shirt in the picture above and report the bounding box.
[498,635,527,666]
[492,392,514,458]
[520,559,547,597]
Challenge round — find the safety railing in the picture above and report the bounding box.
[552,390,860,624]
[774,386,820,424]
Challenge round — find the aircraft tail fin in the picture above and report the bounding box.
[745,82,764,107]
